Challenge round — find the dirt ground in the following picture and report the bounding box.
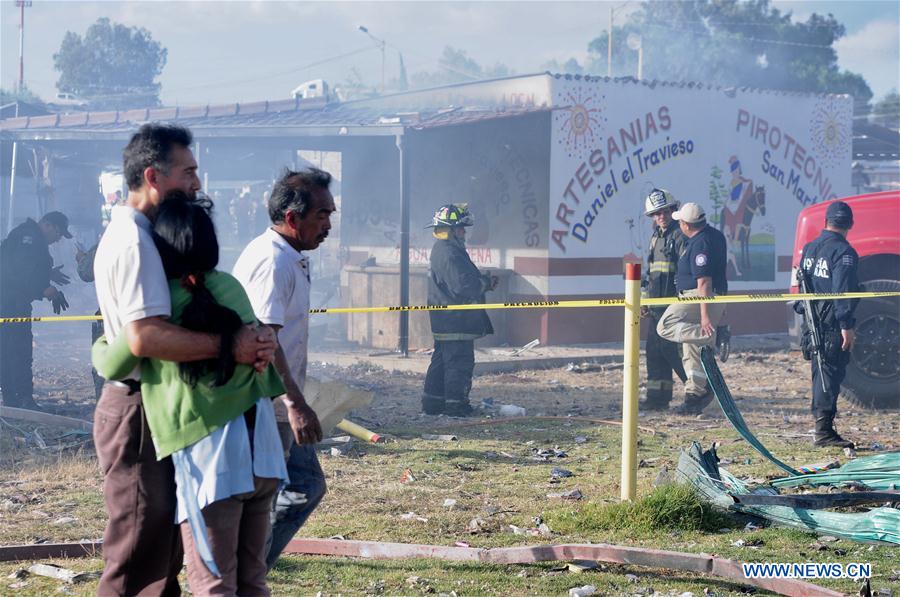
[1,327,898,595]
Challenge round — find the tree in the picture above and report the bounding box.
[541,57,585,75]
[585,0,873,113]
[410,46,511,89]
[53,17,167,109]
[872,90,900,130]
[0,86,44,106]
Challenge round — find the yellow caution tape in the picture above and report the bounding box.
[2,291,897,324]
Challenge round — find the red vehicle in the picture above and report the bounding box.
[790,191,900,410]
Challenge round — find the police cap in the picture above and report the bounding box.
[825,201,853,229]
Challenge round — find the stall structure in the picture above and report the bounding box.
[1,73,852,348]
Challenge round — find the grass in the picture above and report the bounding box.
[2,352,899,596]
[545,484,733,536]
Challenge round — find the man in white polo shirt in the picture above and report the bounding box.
[233,167,335,569]
[93,123,277,595]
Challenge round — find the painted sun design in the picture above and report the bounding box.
[810,98,851,169]
[554,86,605,159]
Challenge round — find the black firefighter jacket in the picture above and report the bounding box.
[428,238,494,340]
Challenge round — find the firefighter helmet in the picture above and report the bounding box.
[644,188,679,216]
[427,203,474,228]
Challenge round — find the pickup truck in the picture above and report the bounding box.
[790,191,900,410]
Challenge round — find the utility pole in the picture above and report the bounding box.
[607,6,613,77]
[16,1,33,94]
[358,25,386,94]
[607,1,631,78]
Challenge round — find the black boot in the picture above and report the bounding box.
[639,383,672,411]
[639,397,670,411]
[421,393,445,415]
[814,411,854,448]
[443,399,476,417]
[674,389,714,415]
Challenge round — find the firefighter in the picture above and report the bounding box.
[0,211,71,410]
[639,188,687,411]
[422,204,496,416]
[797,201,859,448]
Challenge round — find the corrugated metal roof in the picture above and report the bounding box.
[0,71,853,138]
[0,97,547,139]
[549,72,852,99]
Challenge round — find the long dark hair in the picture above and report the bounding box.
[152,191,242,387]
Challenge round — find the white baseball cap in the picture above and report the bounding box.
[672,202,706,224]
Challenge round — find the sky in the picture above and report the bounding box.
[2,0,898,106]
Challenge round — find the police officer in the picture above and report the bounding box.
[422,204,496,416]
[797,201,859,448]
[0,211,72,410]
[639,188,687,411]
[656,202,728,414]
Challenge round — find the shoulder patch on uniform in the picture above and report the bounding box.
[22,235,33,245]
[694,253,707,267]
[841,254,854,266]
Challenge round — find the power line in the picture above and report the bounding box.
[642,21,836,49]
[163,46,376,94]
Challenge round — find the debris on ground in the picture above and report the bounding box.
[398,512,428,522]
[678,442,900,545]
[26,564,99,584]
[509,339,540,357]
[497,404,527,417]
[547,488,583,500]
[550,467,574,480]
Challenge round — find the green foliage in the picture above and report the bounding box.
[410,46,511,89]
[546,483,734,535]
[708,165,728,227]
[872,90,900,130]
[0,86,44,106]
[584,0,873,112]
[540,57,585,75]
[52,17,167,109]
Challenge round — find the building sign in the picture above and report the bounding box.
[548,77,852,291]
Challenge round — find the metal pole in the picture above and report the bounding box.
[607,6,613,77]
[637,46,643,80]
[381,42,386,94]
[620,262,641,501]
[8,141,18,235]
[18,2,25,91]
[396,132,410,357]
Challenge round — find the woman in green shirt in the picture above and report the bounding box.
[94,193,287,595]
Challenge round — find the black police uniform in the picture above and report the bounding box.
[663,222,728,412]
[642,220,687,408]
[0,219,54,408]
[675,225,729,297]
[798,229,860,415]
[423,237,494,416]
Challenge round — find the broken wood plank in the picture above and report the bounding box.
[283,539,841,597]
[0,542,101,562]
[0,406,93,432]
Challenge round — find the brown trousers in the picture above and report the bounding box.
[93,383,183,596]
[180,477,279,596]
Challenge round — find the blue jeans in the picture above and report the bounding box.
[265,439,327,569]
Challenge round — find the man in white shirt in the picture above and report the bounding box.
[233,167,335,569]
[93,123,277,596]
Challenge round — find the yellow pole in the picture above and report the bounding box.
[336,418,382,443]
[621,262,642,501]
